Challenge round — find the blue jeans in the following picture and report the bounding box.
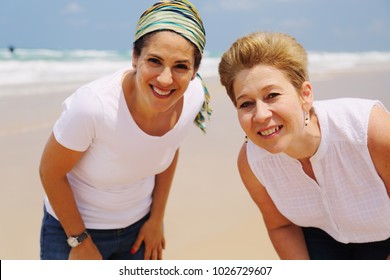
[40,207,148,260]
[303,227,390,260]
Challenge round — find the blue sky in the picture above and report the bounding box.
[1,0,389,53]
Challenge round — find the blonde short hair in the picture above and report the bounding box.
[218,32,309,106]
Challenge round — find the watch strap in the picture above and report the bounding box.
[67,230,89,247]
[77,230,89,243]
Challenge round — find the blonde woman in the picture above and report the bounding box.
[218,32,390,259]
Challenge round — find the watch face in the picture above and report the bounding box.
[67,231,88,248]
[67,237,79,248]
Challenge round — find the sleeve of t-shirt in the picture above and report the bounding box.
[53,86,103,152]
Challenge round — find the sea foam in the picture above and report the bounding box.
[1,48,390,88]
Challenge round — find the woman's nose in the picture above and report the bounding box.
[157,67,173,86]
[253,101,272,122]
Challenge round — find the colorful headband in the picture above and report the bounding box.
[134,0,206,54]
[134,0,211,132]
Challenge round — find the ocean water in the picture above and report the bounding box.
[1,48,390,90]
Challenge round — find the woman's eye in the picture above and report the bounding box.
[176,64,189,69]
[148,58,161,65]
[238,101,253,109]
[266,92,280,100]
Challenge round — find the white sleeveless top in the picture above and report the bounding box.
[247,98,390,243]
[45,68,204,229]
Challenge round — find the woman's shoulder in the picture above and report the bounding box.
[66,69,128,112]
[181,75,207,123]
[314,98,382,143]
[314,98,379,112]
[314,98,380,124]
[82,68,127,97]
[186,75,205,102]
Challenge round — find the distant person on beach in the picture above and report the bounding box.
[8,45,15,54]
[39,0,210,260]
[218,32,390,260]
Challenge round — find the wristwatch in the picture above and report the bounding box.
[67,230,89,248]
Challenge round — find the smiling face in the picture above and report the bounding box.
[234,64,313,157]
[132,31,197,114]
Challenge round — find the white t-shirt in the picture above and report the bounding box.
[247,98,390,243]
[44,68,205,229]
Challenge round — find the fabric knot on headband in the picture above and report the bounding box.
[134,0,211,132]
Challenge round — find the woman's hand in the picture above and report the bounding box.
[130,149,178,260]
[68,237,103,260]
[131,218,165,260]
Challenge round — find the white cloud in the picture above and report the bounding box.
[63,2,84,15]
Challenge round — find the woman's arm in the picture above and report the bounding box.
[39,133,101,259]
[238,143,310,259]
[368,104,390,197]
[131,149,180,260]
[367,104,390,260]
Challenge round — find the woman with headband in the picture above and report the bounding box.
[39,0,210,260]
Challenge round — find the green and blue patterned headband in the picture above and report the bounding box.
[134,0,211,132]
[134,0,206,54]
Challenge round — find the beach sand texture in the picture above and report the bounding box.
[1,64,389,260]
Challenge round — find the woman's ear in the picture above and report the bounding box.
[191,67,199,81]
[132,49,138,69]
[300,81,314,111]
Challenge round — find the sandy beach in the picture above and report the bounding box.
[1,63,389,260]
